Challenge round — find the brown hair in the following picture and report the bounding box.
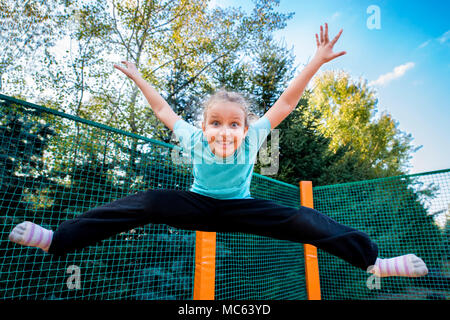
[202,89,259,128]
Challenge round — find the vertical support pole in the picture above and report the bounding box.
[193,231,216,300]
[299,181,321,300]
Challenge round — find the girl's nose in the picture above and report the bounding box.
[219,128,231,139]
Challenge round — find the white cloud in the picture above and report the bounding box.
[418,40,431,48]
[437,30,450,44]
[418,30,450,49]
[330,11,340,21]
[369,62,415,87]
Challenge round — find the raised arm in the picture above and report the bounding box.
[264,23,346,129]
[114,61,181,131]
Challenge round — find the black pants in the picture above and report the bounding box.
[48,189,378,270]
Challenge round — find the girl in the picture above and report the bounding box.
[9,24,428,279]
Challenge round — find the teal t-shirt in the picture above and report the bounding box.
[173,116,272,199]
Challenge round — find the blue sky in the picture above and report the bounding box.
[212,0,450,174]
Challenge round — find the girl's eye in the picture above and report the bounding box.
[211,121,239,127]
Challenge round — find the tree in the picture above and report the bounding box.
[269,95,352,186]
[308,70,419,178]
[243,39,352,186]
[6,0,292,138]
[0,0,66,93]
[249,36,295,114]
[314,174,446,299]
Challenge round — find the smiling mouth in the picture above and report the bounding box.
[217,141,233,145]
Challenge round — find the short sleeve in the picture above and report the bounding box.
[246,116,272,151]
[173,119,201,153]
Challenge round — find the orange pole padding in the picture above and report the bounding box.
[299,181,321,300]
[193,231,216,300]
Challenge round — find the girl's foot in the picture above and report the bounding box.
[9,221,53,252]
[371,254,428,277]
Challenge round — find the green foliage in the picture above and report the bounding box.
[249,37,296,113]
[1,0,445,302]
[0,97,196,299]
[0,0,67,91]
[314,174,448,299]
[308,70,419,178]
[254,67,419,186]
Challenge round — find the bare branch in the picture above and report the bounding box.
[167,51,233,100]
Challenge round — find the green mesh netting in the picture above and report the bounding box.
[0,94,196,299]
[215,174,307,300]
[0,94,308,300]
[314,170,449,300]
[1,94,448,300]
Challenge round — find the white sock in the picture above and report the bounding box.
[9,221,53,252]
[370,254,428,278]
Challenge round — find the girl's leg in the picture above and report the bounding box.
[9,189,216,256]
[214,197,378,270]
[214,197,427,276]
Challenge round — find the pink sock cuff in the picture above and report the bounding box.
[36,227,44,247]
[403,255,410,275]
[26,223,35,245]
[43,231,53,250]
[394,258,400,275]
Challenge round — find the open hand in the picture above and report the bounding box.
[114,61,141,80]
[314,23,346,64]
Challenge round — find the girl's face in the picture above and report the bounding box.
[202,101,249,158]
